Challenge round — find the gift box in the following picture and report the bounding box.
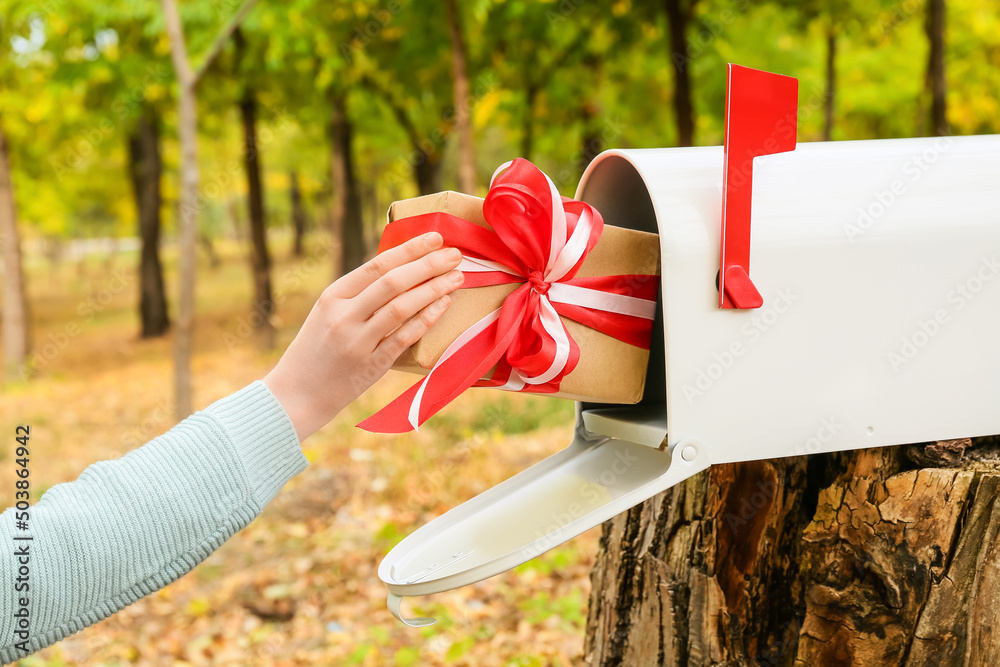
[360,159,661,433]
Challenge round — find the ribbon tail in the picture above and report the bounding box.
[357,379,433,434]
[359,300,526,433]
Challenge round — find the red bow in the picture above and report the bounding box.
[359,159,658,433]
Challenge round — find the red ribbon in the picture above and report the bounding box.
[358,159,659,433]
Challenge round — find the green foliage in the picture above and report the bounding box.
[517,588,587,629]
[374,520,410,549]
[1,0,995,249]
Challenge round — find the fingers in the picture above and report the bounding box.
[367,268,464,337]
[333,232,444,299]
[374,295,452,365]
[352,246,462,317]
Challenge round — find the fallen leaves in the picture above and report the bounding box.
[7,242,595,666]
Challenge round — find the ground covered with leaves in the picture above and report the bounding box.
[0,236,596,666]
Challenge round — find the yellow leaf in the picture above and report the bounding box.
[185,597,212,617]
[473,90,501,130]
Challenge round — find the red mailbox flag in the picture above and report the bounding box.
[719,64,798,309]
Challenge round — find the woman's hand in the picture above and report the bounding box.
[263,232,464,441]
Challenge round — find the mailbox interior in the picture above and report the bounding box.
[576,154,668,437]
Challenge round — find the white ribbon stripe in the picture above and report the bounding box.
[547,282,657,320]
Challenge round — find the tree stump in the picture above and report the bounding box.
[584,436,1000,666]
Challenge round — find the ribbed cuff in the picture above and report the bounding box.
[202,380,309,507]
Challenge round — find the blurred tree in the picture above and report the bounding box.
[0,9,33,385]
[91,3,174,338]
[129,110,170,338]
[261,0,372,275]
[362,0,466,196]
[481,0,593,162]
[42,2,174,339]
[233,26,275,350]
[925,0,947,135]
[289,169,306,257]
[771,0,889,141]
[328,87,365,275]
[0,118,30,385]
[160,0,258,419]
[665,0,698,146]
[445,0,476,192]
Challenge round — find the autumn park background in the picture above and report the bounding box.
[0,0,998,665]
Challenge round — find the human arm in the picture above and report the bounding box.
[0,232,462,662]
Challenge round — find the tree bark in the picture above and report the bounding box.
[161,0,257,419]
[161,0,198,420]
[364,78,444,196]
[414,151,443,196]
[580,99,602,175]
[236,30,275,350]
[521,81,538,161]
[128,110,170,339]
[445,0,476,193]
[584,437,1000,665]
[664,0,696,147]
[925,0,948,136]
[329,90,365,277]
[0,119,31,385]
[290,169,306,258]
[823,24,837,142]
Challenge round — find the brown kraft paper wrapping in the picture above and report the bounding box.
[387,190,661,404]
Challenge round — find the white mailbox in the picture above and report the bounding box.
[379,68,1000,626]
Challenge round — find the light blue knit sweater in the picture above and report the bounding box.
[0,381,308,664]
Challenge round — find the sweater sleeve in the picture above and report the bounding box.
[0,380,308,664]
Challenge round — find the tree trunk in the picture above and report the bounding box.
[665,0,695,147]
[521,81,538,161]
[238,81,275,350]
[162,0,256,417]
[226,196,245,240]
[584,437,1000,665]
[580,99,602,175]
[414,150,443,196]
[329,90,365,277]
[445,0,476,193]
[161,0,198,420]
[290,169,306,258]
[823,24,837,142]
[0,119,31,385]
[128,110,170,339]
[198,231,220,268]
[925,0,947,136]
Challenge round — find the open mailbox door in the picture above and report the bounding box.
[379,66,1000,626]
